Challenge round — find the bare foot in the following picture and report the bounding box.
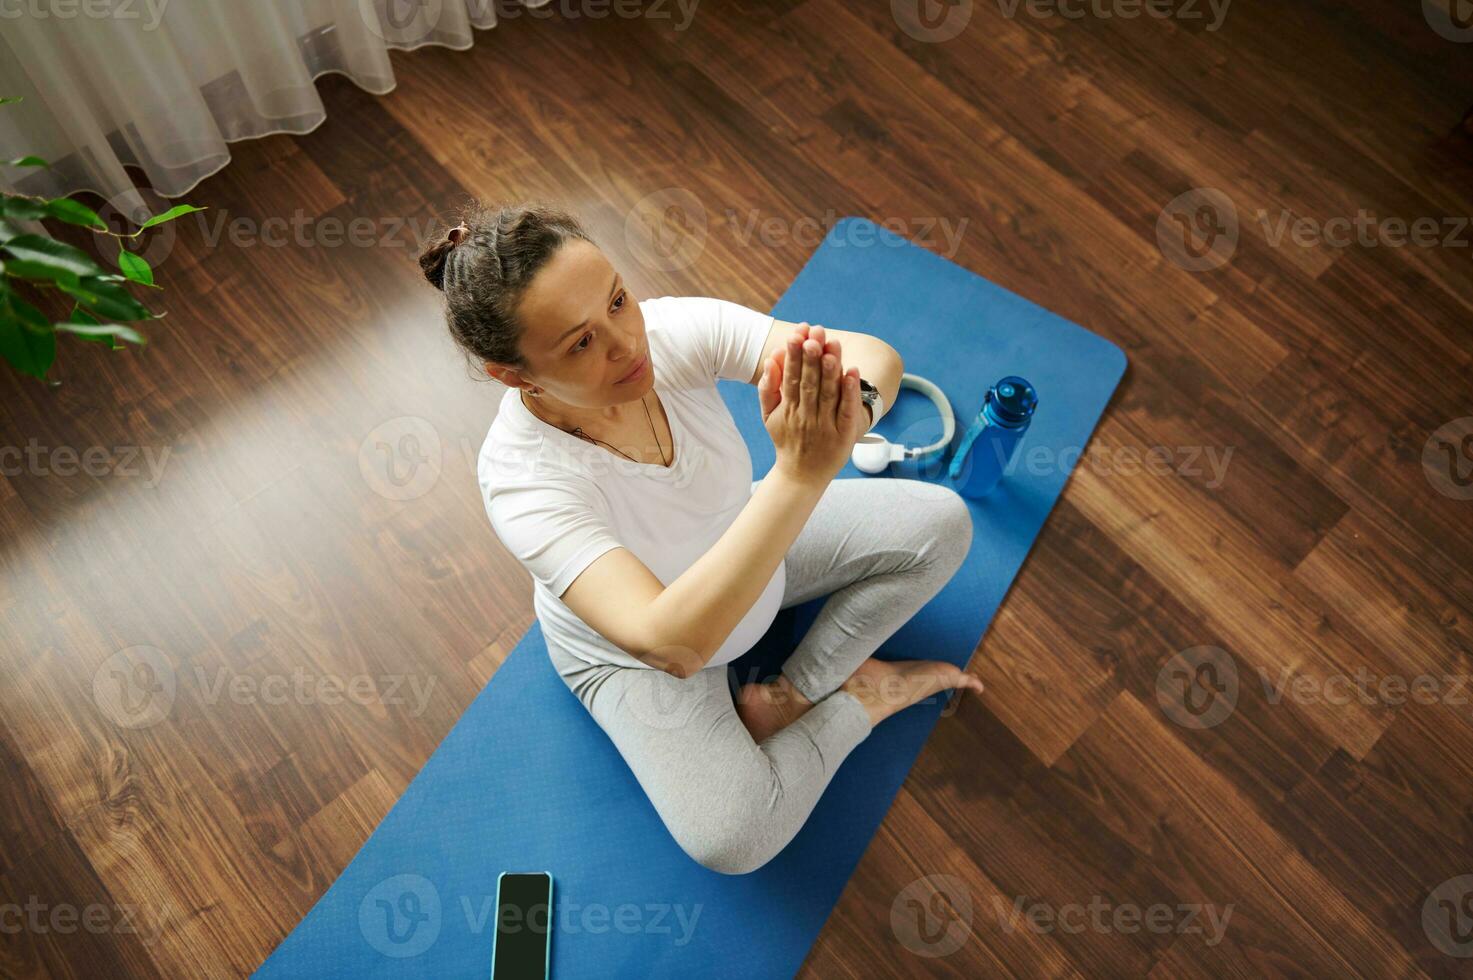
[839,657,983,728]
[734,674,814,743]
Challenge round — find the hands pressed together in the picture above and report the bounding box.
[757,322,868,485]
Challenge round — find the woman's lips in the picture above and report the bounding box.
[615,352,648,384]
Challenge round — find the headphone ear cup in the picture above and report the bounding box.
[851,434,894,474]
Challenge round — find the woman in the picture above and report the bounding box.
[421,201,981,876]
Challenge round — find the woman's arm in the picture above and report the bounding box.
[562,322,878,677]
[558,466,828,677]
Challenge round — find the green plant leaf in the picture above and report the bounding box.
[1,321,51,377]
[2,258,80,289]
[55,318,146,346]
[0,219,18,245]
[8,293,47,330]
[3,156,47,168]
[116,249,155,287]
[136,204,206,232]
[3,233,104,280]
[59,276,155,322]
[44,198,107,231]
[64,307,111,345]
[1,294,57,379]
[75,308,125,349]
[0,97,21,107]
[1,195,47,221]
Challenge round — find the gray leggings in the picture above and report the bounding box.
[546,477,973,875]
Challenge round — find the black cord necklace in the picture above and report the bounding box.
[522,389,670,466]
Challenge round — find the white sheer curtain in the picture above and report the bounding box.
[0,0,531,218]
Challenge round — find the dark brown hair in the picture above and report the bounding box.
[418,201,593,371]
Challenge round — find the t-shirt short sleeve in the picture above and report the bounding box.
[484,477,623,598]
[651,295,776,384]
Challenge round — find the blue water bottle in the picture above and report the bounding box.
[947,376,1038,499]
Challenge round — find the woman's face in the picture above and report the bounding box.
[492,239,652,408]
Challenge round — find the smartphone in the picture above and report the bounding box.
[490,871,553,980]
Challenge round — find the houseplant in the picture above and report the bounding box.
[0,96,203,383]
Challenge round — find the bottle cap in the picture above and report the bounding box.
[988,376,1038,424]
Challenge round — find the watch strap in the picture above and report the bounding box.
[858,378,881,431]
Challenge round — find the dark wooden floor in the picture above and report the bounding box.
[3,1,1472,976]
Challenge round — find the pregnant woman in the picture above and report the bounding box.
[421,201,982,875]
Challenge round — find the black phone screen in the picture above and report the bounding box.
[491,872,552,980]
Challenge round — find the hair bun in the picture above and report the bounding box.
[418,236,457,291]
[419,222,475,290]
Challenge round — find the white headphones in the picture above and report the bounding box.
[850,373,956,474]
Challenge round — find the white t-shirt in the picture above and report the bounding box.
[477,295,784,673]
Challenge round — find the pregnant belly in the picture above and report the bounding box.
[702,559,786,670]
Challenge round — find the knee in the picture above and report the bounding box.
[685,838,771,876]
[921,484,972,569]
[674,804,779,876]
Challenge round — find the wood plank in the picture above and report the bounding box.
[1,0,1469,973]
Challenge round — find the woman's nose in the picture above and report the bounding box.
[612,334,639,360]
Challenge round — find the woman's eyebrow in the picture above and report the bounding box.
[550,272,620,350]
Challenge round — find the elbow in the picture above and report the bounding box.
[652,649,707,680]
[886,344,904,376]
[660,658,695,680]
[629,635,709,679]
[864,342,902,388]
[625,593,715,677]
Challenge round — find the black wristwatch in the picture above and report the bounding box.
[857,377,882,430]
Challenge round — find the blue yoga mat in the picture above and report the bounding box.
[255,218,1126,979]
